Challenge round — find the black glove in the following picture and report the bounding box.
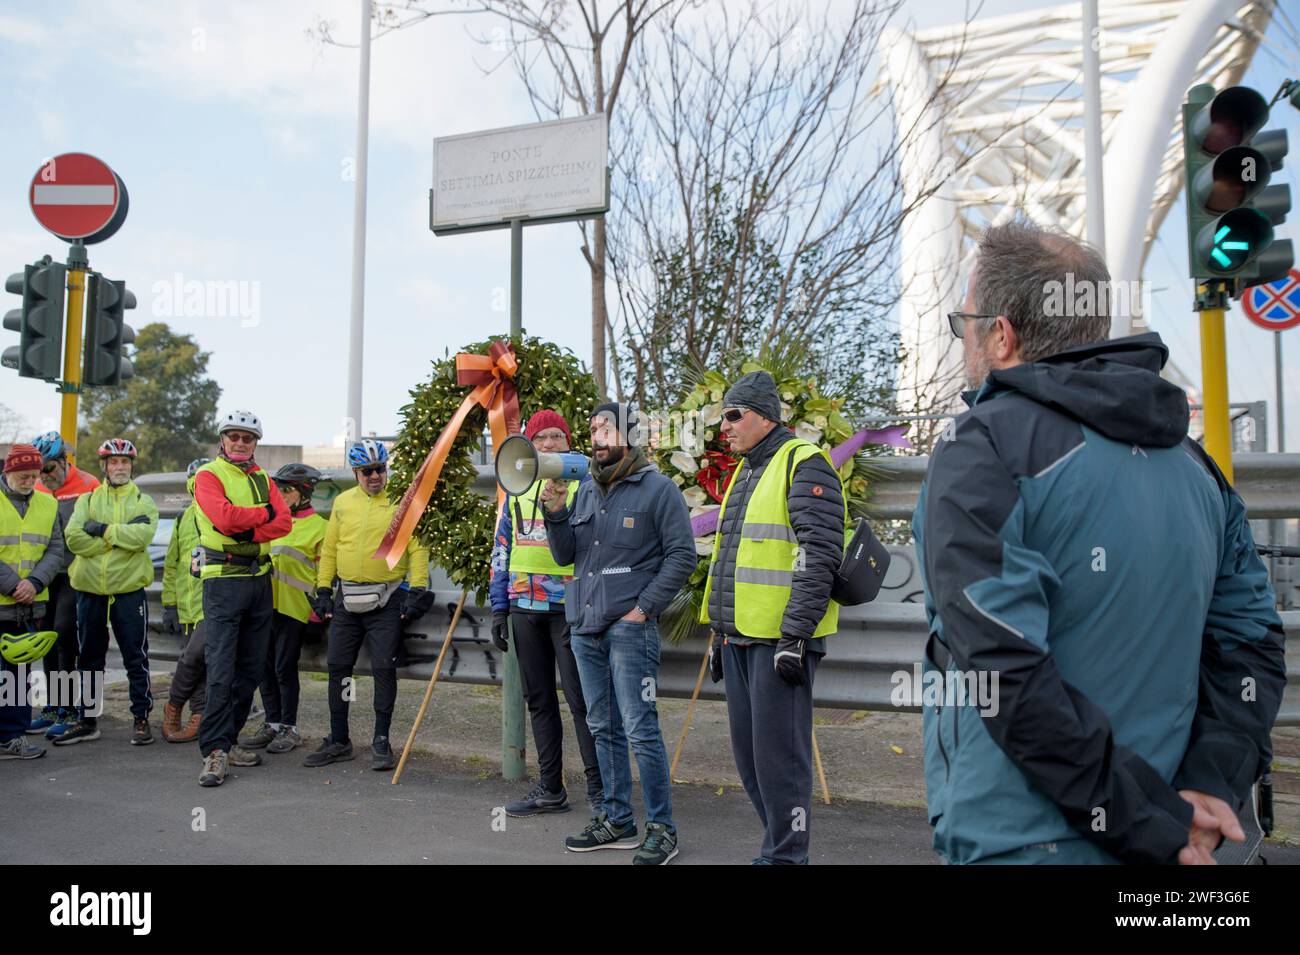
[491,611,509,653]
[232,528,255,543]
[162,605,180,635]
[773,636,807,687]
[311,587,334,620]
[83,519,108,537]
[264,503,276,523]
[402,587,433,623]
[709,631,725,684]
[127,514,151,525]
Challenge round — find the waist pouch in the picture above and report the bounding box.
[340,579,403,613]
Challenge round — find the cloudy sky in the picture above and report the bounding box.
[1,0,1297,450]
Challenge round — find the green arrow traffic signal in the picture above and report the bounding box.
[1182,83,1293,285]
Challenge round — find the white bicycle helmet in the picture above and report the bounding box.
[218,410,263,439]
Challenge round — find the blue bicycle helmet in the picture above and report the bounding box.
[32,430,68,462]
[348,439,389,469]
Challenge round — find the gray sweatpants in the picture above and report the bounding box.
[722,639,819,865]
[168,622,207,714]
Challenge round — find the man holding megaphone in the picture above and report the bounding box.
[490,410,603,818]
[538,402,696,865]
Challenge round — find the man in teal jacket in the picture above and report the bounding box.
[914,220,1285,865]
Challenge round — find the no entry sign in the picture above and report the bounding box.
[1241,268,1300,332]
[29,153,129,244]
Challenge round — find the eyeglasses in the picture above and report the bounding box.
[223,433,256,445]
[947,312,998,339]
[358,465,387,477]
[722,408,748,423]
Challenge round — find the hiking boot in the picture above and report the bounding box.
[44,712,73,739]
[171,710,202,744]
[564,813,639,852]
[370,736,396,772]
[161,702,183,741]
[632,822,679,865]
[238,722,277,749]
[303,738,354,768]
[228,745,263,767]
[266,725,301,754]
[199,750,228,787]
[52,720,100,746]
[131,717,154,746]
[26,708,58,734]
[0,737,45,760]
[505,782,570,817]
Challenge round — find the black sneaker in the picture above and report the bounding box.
[131,717,154,746]
[564,813,639,852]
[303,738,354,768]
[370,736,396,772]
[238,722,277,749]
[505,782,570,817]
[52,720,101,746]
[632,822,678,865]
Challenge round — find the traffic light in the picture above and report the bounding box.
[1182,84,1293,285]
[2,255,67,380]
[82,272,136,387]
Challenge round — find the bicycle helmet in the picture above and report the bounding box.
[1,627,59,665]
[32,431,68,462]
[218,410,263,439]
[97,438,138,459]
[347,440,389,469]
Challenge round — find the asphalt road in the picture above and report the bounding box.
[4,715,942,865]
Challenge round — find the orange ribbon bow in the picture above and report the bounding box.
[374,340,520,569]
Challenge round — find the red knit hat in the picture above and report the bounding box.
[4,443,43,474]
[524,409,572,443]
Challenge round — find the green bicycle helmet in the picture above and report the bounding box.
[1,627,58,665]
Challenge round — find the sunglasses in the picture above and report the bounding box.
[41,463,59,475]
[947,312,998,339]
[722,408,748,423]
[358,465,387,477]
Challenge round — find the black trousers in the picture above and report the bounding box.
[199,574,273,757]
[326,596,403,744]
[511,609,601,795]
[168,622,207,714]
[76,589,151,723]
[722,639,819,865]
[259,612,305,726]
[40,574,79,704]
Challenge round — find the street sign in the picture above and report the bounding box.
[29,153,129,244]
[430,114,609,235]
[1241,268,1300,332]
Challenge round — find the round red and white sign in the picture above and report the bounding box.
[29,153,129,243]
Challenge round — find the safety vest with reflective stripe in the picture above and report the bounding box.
[194,458,272,579]
[0,489,58,606]
[265,511,327,623]
[507,479,578,577]
[699,438,846,639]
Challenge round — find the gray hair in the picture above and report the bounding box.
[973,219,1112,361]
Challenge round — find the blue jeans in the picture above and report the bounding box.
[571,619,675,832]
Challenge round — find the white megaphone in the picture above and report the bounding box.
[494,434,590,495]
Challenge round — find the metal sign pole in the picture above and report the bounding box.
[509,219,522,338]
[501,217,526,780]
[60,241,88,465]
[1277,330,1286,453]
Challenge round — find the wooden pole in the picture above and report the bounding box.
[391,588,468,784]
[811,727,831,806]
[669,639,713,779]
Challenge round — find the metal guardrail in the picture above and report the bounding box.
[137,453,1300,724]
[865,452,1300,521]
[142,580,1300,726]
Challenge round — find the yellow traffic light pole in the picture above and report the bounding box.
[1196,282,1233,484]
[60,242,88,467]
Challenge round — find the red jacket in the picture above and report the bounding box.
[193,462,292,543]
[37,465,100,500]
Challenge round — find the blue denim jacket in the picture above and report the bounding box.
[543,463,696,635]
